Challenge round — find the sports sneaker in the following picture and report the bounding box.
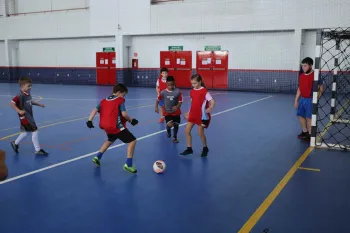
[180,148,193,155]
[92,156,100,166]
[35,149,49,155]
[123,164,137,173]
[201,147,209,157]
[298,131,308,139]
[10,141,19,153]
[301,134,311,142]
[173,137,179,143]
[166,131,171,138]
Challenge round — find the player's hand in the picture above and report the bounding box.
[18,110,25,115]
[40,103,45,108]
[184,113,189,120]
[294,101,298,109]
[86,120,94,128]
[155,107,159,113]
[205,107,213,113]
[172,106,178,111]
[130,119,138,126]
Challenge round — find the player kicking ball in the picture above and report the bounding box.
[155,76,183,143]
[86,84,139,173]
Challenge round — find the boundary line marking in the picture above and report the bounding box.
[298,167,321,172]
[237,146,314,233]
[0,95,273,185]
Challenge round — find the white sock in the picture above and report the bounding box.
[32,131,41,152]
[15,132,28,145]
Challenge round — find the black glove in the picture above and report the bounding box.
[86,120,94,128]
[130,119,138,126]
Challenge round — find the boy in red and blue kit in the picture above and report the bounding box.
[294,57,324,142]
[156,68,169,123]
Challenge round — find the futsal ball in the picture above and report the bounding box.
[0,150,8,181]
[153,160,166,174]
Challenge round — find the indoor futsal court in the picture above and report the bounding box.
[1,0,350,233]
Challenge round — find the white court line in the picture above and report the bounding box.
[0,95,273,185]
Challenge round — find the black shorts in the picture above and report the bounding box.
[107,129,136,143]
[164,115,181,124]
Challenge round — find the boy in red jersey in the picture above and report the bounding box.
[180,74,215,157]
[155,76,183,143]
[86,84,139,173]
[156,67,169,123]
[294,57,324,142]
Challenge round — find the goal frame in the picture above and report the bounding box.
[310,28,350,151]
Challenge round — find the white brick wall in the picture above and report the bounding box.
[17,37,115,67]
[132,31,296,70]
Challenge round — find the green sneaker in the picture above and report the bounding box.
[123,164,137,173]
[92,156,100,166]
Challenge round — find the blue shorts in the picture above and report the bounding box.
[297,97,312,119]
[159,99,164,107]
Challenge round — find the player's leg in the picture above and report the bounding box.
[164,116,173,138]
[32,128,48,155]
[180,122,195,155]
[303,98,313,142]
[199,120,210,157]
[297,98,308,138]
[118,129,137,173]
[11,131,28,153]
[92,134,116,166]
[172,115,181,143]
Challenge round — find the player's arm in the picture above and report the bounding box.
[294,87,301,108]
[31,100,44,108]
[120,102,138,126]
[174,92,183,110]
[156,79,160,95]
[86,104,99,128]
[155,95,161,113]
[317,76,324,98]
[205,92,215,113]
[10,96,24,115]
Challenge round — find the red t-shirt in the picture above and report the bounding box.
[156,76,167,93]
[299,71,314,98]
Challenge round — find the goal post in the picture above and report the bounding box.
[311,27,350,151]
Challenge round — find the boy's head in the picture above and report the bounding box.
[18,77,32,92]
[113,83,128,97]
[166,76,175,91]
[160,67,168,79]
[301,57,313,74]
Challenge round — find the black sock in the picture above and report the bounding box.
[173,124,179,138]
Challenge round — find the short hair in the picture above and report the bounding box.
[166,76,175,82]
[301,57,313,66]
[113,83,128,94]
[18,77,32,86]
[160,67,168,73]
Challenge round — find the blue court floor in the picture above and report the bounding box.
[0,83,349,233]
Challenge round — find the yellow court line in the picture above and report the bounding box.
[237,147,314,233]
[298,167,321,172]
[0,103,155,140]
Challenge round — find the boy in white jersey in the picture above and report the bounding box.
[155,76,183,143]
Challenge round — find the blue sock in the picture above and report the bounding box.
[126,158,133,167]
[97,151,103,160]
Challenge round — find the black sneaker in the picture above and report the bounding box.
[180,148,193,155]
[201,147,209,157]
[172,137,179,143]
[10,141,19,153]
[298,131,308,139]
[35,149,49,155]
[301,134,311,142]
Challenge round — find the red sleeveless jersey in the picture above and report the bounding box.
[99,96,126,134]
[188,87,211,125]
[157,76,167,92]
